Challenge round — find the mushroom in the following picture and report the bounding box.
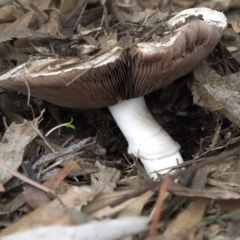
[0,8,227,179]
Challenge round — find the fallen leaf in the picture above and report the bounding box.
[0,4,14,23]
[83,190,132,214]
[117,190,153,217]
[169,181,240,200]
[1,0,51,41]
[22,184,51,210]
[0,119,39,184]
[193,64,240,127]
[37,10,63,38]
[91,161,121,193]
[43,160,77,190]
[0,185,103,237]
[90,191,154,219]
[0,194,25,216]
[227,11,240,34]
[0,182,5,192]
[163,198,209,240]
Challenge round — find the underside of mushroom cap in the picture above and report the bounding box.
[0,8,227,109]
[0,47,128,108]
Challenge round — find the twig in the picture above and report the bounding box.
[0,161,54,194]
[24,75,35,119]
[171,146,240,180]
[149,177,171,237]
[73,2,87,31]
[31,121,55,154]
[33,137,94,169]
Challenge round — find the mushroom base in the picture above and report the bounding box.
[108,97,184,179]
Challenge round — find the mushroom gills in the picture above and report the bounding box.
[109,96,183,179]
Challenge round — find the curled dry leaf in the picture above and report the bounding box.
[89,190,153,219]
[0,118,40,184]
[37,10,63,38]
[117,190,153,217]
[193,65,240,127]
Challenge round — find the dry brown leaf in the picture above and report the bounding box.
[2,0,51,34]
[216,199,240,212]
[198,0,231,11]
[83,190,132,214]
[118,191,153,240]
[207,156,240,194]
[0,0,54,42]
[58,0,78,14]
[0,119,39,184]
[0,182,5,192]
[22,184,51,210]
[136,0,171,9]
[222,27,240,53]
[0,5,14,23]
[162,164,209,239]
[227,11,240,34]
[90,190,154,219]
[163,198,209,240]
[0,27,53,42]
[91,161,121,193]
[0,194,25,216]
[37,10,63,38]
[173,0,196,8]
[0,185,103,237]
[43,160,77,190]
[227,220,240,239]
[118,190,153,217]
[193,65,240,127]
[66,158,98,177]
[0,160,54,195]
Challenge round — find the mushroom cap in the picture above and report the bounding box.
[0,8,227,109]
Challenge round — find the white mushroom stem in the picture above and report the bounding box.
[108,97,183,179]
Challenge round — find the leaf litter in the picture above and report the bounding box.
[0,0,240,239]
